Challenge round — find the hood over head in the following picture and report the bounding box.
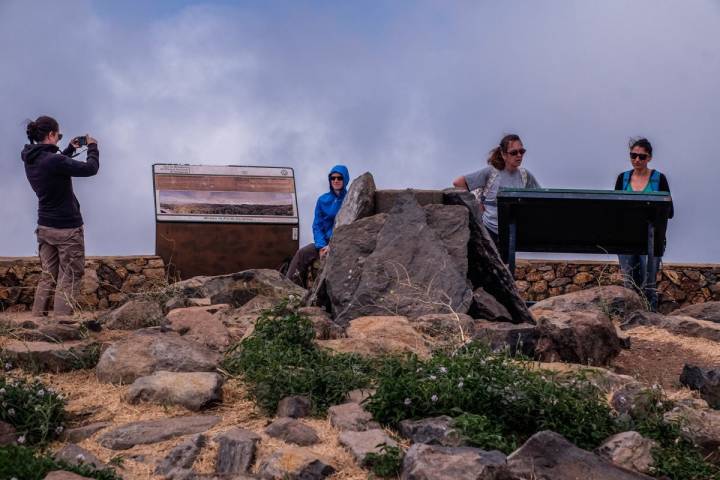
[328,165,350,194]
[21,143,59,164]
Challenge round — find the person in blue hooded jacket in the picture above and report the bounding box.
[286,165,349,287]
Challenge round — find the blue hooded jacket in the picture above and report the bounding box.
[312,165,349,249]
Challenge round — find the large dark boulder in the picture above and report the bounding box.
[534,309,624,366]
[170,269,306,308]
[95,329,220,384]
[402,444,508,480]
[672,301,720,323]
[506,430,653,479]
[680,364,720,409]
[472,321,538,357]
[530,285,644,320]
[621,310,720,342]
[443,189,533,324]
[322,193,473,324]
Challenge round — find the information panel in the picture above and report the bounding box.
[152,164,299,279]
[153,164,298,224]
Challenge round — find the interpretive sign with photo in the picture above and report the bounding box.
[153,164,298,224]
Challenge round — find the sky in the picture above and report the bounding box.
[2,0,720,262]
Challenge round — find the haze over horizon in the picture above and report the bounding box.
[2,1,720,262]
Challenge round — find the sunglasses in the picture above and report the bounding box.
[507,148,526,157]
[629,153,649,160]
[330,175,343,181]
[57,133,63,141]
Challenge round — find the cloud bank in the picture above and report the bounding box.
[1,0,719,261]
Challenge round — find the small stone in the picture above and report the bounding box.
[277,395,312,418]
[214,427,261,474]
[328,402,378,431]
[98,416,220,450]
[338,428,398,465]
[265,418,319,446]
[399,416,464,447]
[60,422,111,443]
[0,421,17,445]
[100,299,164,330]
[155,434,205,477]
[402,443,508,480]
[54,444,106,470]
[345,389,375,405]
[258,446,335,479]
[595,431,656,474]
[126,371,223,411]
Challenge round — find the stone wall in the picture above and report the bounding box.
[516,260,720,313]
[0,256,167,313]
[1,256,717,314]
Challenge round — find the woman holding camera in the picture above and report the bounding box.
[22,115,99,317]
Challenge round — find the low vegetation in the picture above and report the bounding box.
[222,300,375,414]
[0,445,122,480]
[224,301,720,480]
[0,376,65,445]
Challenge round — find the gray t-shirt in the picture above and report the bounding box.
[464,166,541,234]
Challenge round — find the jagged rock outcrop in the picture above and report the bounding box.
[621,310,720,342]
[672,300,720,323]
[322,193,473,324]
[443,189,533,324]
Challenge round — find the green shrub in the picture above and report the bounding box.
[0,444,122,480]
[222,301,374,415]
[364,443,404,478]
[365,344,616,451]
[453,412,517,453]
[0,376,65,445]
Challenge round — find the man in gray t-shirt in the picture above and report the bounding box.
[458,166,541,236]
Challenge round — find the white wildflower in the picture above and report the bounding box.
[457,381,464,389]
[17,435,25,444]
[55,425,64,434]
[439,367,448,374]
[429,375,437,381]
[431,394,438,402]
[7,408,15,416]
[0,388,5,395]
[404,398,412,406]
[37,389,45,397]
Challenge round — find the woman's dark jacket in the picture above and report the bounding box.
[22,143,100,228]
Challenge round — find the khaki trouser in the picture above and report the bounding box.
[32,225,85,317]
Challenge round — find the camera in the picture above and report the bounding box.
[74,135,88,147]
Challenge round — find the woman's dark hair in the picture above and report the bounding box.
[26,116,59,144]
[487,134,522,170]
[629,137,653,157]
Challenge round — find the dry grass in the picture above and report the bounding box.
[29,369,368,479]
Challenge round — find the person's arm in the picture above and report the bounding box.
[53,143,99,177]
[614,173,624,191]
[660,173,674,219]
[463,168,489,192]
[61,144,76,156]
[312,198,328,249]
[526,171,541,189]
[452,176,468,190]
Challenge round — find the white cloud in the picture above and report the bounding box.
[1,0,720,262]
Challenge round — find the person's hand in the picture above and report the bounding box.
[319,246,329,258]
[70,137,81,149]
[86,135,97,145]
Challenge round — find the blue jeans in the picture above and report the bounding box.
[618,254,661,311]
